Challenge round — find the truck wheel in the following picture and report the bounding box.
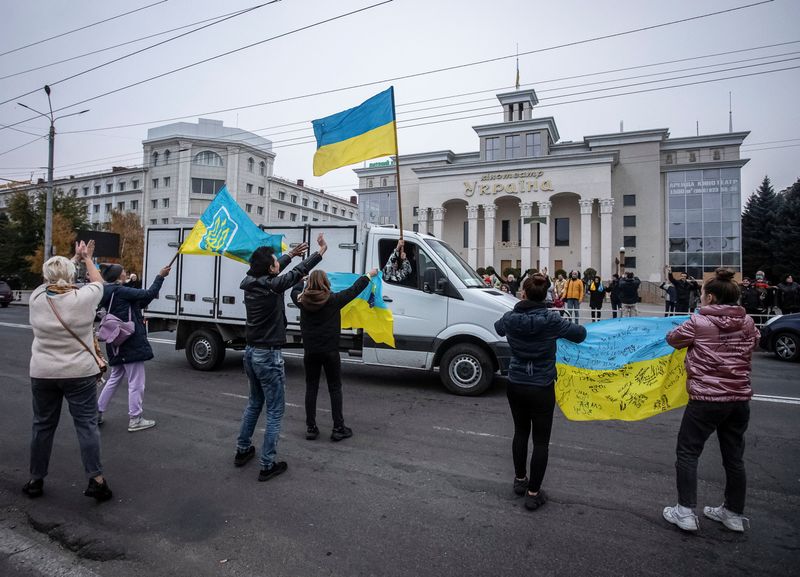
[439,344,494,396]
[186,328,225,370]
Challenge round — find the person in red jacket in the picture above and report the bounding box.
[662,268,760,533]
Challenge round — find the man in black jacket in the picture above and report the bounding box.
[234,234,327,481]
[618,272,641,317]
[667,268,700,314]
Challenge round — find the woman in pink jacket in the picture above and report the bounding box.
[662,269,760,533]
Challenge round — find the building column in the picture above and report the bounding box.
[520,201,533,274]
[417,207,430,235]
[467,205,480,268]
[599,198,615,280]
[579,198,595,271]
[176,143,193,219]
[537,200,552,272]
[482,203,496,269]
[431,206,446,239]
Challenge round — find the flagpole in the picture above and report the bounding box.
[390,87,403,239]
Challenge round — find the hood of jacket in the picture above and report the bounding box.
[296,289,330,312]
[698,304,747,331]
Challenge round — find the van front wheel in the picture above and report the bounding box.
[439,344,493,396]
[186,328,225,370]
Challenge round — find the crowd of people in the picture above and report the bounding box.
[20,237,773,535]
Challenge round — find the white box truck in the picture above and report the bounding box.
[143,222,516,395]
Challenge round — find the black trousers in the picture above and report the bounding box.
[304,350,344,429]
[675,302,690,314]
[506,382,556,492]
[611,301,620,318]
[664,301,676,316]
[590,306,602,322]
[675,400,749,513]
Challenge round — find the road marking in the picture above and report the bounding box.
[0,321,31,329]
[753,394,800,405]
[148,337,175,344]
[219,391,330,412]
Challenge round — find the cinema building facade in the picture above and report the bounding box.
[354,89,749,281]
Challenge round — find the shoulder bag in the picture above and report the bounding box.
[46,296,108,375]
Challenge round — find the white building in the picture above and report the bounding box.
[355,89,749,281]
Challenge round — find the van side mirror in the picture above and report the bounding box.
[423,267,447,294]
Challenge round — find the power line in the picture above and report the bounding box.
[0,5,263,82]
[0,1,283,108]
[0,0,168,58]
[0,135,45,158]
[0,0,772,134]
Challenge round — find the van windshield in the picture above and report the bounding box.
[424,239,485,288]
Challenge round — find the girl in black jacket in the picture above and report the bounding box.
[291,268,378,441]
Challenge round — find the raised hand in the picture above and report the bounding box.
[290,242,309,258]
[159,265,172,278]
[317,233,327,256]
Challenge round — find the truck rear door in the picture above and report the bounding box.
[144,227,180,315]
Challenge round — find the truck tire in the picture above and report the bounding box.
[439,343,493,396]
[186,328,225,370]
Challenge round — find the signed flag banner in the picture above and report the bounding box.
[312,87,398,176]
[179,186,285,263]
[327,272,395,348]
[555,317,690,421]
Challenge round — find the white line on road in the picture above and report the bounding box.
[0,321,31,329]
[752,394,800,405]
[219,391,330,412]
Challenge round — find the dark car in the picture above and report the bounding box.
[0,281,13,308]
[759,313,800,362]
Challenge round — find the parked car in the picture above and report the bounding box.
[759,313,800,362]
[0,281,13,307]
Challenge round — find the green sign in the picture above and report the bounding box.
[368,159,394,168]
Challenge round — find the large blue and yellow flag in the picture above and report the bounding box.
[312,87,397,176]
[327,272,395,347]
[179,185,284,263]
[555,317,690,421]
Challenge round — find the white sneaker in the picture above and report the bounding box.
[128,416,156,432]
[703,505,749,532]
[663,504,699,531]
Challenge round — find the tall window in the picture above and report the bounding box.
[117,201,125,211]
[192,150,223,167]
[258,186,265,196]
[151,199,158,209]
[152,179,159,189]
[118,181,126,192]
[290,194,297,203]
[381,177,387,187]
[463,221,469,248]
[132,179,139,189]
[259,161,266,176]
[257,206,264,216]
[248,157,254,172]
[505,135,521,159]
[485,137,500,161]
[246,203,252,213]
[106,183,113,193]
[526,133,542,157]
[82,186,89,196]
[164,177,171,187]
[501,219,511,242]
[555,218,570,246]
[246,183,253,194]
[277,210,285,219]
[152,152,159,166]
[131,200,138,211]
[162,198,169,208]
[164,149,170,164]
[94,185,100,195]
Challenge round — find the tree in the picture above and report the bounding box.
[741,176,782,279]
[25,213,77,274]
[107,210,144,274]
[771,178,800,280]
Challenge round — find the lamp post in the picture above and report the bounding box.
[18,85,88,258]
[617,246,626,276]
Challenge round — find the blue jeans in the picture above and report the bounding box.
[237,346,286,468]
[565,298,580,324]
[30,376,103,480]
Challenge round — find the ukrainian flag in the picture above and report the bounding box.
[327,272,395,347]
[555,317,690,421]
[312,87,397,176]
[179,185,285,263]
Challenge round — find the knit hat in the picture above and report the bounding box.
[103,264,123,283]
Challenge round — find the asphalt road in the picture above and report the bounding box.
[1,305,799,577]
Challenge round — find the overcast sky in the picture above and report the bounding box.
[1,0,798,202]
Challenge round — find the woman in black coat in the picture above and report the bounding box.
[588,276,606,322]
[96,264,171,432]
[291,268,378,441]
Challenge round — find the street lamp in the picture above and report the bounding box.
[18,85,89,259]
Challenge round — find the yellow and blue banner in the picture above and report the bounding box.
[555,317,690,421]
[312,87,397,176]
[327,272,395,347]
[179,185,285,263]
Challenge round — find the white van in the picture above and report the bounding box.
[143,222,516,395]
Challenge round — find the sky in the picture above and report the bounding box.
[1,0,798,202]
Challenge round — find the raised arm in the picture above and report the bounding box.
[666,317,696,349]
[557,317,587,343]
[329,272,373,310]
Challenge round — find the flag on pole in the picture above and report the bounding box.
[555,317,690,421]
[179,185,285,263]
[327,272,395,347]
[312,87,397,177]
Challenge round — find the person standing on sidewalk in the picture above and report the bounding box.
[660,273,678,317]
[587,276,606,322]
[668,268,700,314]
[495,274,586,511]
[609,274,622,318]
[25,241,112,502]
[618,272,641,317]
[96,263,171,432]
[776,274,800,315]
[662,268,760,533]
[291,268,378,441]
[561,270,584,324]
[234,235,326,481]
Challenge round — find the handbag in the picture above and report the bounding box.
[47,296,107,375]
[97,290,135,350]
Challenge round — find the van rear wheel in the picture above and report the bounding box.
[439,344,493,396]
[186,328,225,370]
